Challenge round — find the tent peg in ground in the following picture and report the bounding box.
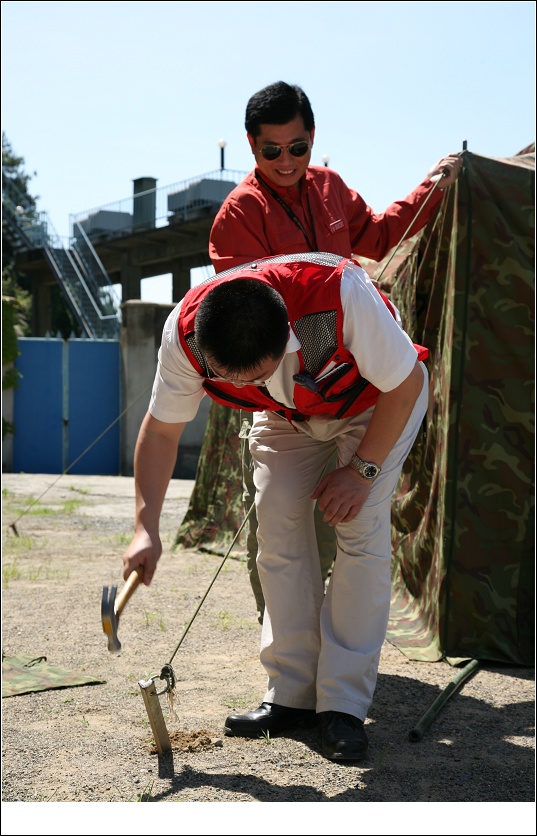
[138,675,172,755]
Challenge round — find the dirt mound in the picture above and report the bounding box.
[149,728,224,755]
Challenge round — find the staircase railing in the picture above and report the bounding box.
[44,236,120,339]
[37,216,120,339]
[4,167,251,336]
[3,172,120,339]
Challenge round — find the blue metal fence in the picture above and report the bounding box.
[13,338,64,473]
[12,337,121,475]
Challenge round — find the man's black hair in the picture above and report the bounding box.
[195,279,289,373]
[245,81,315,138]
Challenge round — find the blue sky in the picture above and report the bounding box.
[2,0,535,304]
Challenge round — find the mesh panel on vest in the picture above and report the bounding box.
[185,333,209,374]
[292,311,338,375]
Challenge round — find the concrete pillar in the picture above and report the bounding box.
[133,177,157,231]
[120,252,141,302]
[120,301,165,475]
[172,261,192,302]
[120,300,211,477]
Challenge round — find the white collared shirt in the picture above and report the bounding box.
[149,261,418,423]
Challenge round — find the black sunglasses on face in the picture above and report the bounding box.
[259,141,311,161]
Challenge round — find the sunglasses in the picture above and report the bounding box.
[259,141,311,161]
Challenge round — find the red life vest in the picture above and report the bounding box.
[179,253,427,422]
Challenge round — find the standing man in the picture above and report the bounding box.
[122,253,430,759]
[190,80,462,623]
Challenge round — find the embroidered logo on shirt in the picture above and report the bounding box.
[330,219,345,232]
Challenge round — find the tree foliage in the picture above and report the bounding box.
[2,133,81,342]
[2,133,34,335]
[2,134,35,437]
[2,132,37,208]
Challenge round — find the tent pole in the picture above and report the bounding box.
[409,658,480,742]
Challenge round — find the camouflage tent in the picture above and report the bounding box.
[175,146,535,667]
[364,146,535,666]
[174,401,246,557]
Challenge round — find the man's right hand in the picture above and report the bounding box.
[122,412,187,587]
[122,528,162,586]
[427,153,463,187]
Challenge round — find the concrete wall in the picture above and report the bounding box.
[120,300,209,478]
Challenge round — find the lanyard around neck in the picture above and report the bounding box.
[255,172,318,252]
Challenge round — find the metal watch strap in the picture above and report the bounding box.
[349,454,381,480]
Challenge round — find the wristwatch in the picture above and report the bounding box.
[349,454,381,480]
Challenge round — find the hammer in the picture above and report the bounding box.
[101,566,144,654]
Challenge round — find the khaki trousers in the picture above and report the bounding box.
[249,367,428,718]
[240,418,336,623]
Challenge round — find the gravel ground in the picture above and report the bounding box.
[1,473,535,834]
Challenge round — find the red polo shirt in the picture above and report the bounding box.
[209,165,443,272]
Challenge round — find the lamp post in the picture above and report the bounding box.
[322,154,330,167]
[218,138,227,170]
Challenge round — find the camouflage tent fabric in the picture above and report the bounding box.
[175,146,534,667]
[2,654,106,697]
[174,402,246,557]
[361,147,535,666]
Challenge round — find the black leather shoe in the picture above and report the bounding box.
[224,702,317,738]
[319,711,369,760]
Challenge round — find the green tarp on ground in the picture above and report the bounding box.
[175,146,535,667]
[2,654,106,697]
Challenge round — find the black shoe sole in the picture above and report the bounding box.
[322,747,368,761]
[224,725,264,738]
[224,711,317,738]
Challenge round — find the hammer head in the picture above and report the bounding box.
[101,584,121,654]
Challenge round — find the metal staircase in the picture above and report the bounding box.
[2,173,121,339]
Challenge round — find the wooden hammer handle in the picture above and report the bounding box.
[115,566,143,616]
